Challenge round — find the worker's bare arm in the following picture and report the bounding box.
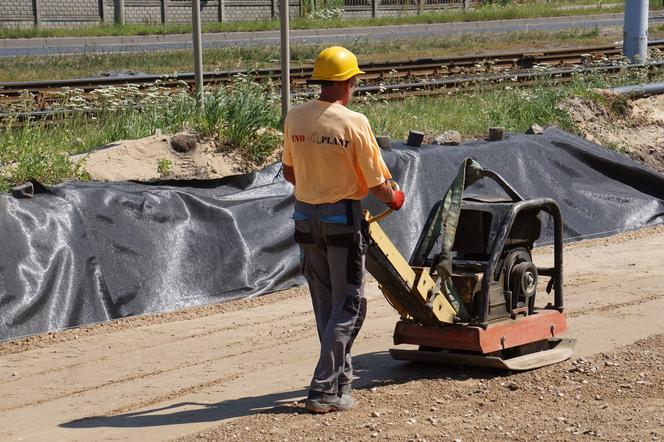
[283,165,296,186]
[369,180,394,204]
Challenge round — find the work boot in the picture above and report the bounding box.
[304,390,354,413]
[338,384,356,407]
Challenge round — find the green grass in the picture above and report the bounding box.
[9,25,664,83]
[354,84,573,140]
[1,64,663,193]
[355,64,664,140]
[1,1,655,40]
[0,78,280,191]
[157,158,172,177]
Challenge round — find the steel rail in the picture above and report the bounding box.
[1,39,663,106]
[348,60,664,99]
[3,60,663,127]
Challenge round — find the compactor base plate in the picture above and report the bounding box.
[393,310,568,354]
[390,337,576,371]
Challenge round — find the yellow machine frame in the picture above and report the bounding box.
[365,211,457,324]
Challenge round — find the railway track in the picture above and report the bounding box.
[4,60,663,128]
[1,40,663,120]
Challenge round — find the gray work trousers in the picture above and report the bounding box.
[293,198,368,395]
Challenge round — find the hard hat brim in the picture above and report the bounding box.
[310,68,365,82]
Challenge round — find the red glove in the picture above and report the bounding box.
[387,189,405,211]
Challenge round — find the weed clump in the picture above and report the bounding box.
[0,77,281,192]
[157,158,172,177]
[609,94,632,117]
[200,76,281,165]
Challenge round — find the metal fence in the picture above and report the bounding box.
[341,0,477,18]
[343,0,472,7]
[0,0,481,27]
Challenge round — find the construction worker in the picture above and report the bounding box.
[282,46,405,413]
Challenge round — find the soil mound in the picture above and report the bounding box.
[563,94,664,173]
[72,132,282,182]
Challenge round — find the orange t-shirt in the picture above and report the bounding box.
[282,100,392,204]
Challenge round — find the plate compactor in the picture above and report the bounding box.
[364,158,576,371]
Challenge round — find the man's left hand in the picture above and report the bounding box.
[387,190,405,211]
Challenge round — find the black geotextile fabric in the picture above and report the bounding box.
[2,127,664,341]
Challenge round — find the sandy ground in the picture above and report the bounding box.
[70,133,246,182]
[1,224,663,441]
[564,94,664,173]
[70,131,283,182]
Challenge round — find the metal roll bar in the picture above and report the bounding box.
[478,198,564,327]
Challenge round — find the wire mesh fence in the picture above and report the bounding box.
[344,0,472,6]
[326,0,479,16]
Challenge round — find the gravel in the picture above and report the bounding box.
[179,334,664,442]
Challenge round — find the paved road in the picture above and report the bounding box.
[1,12,664,57]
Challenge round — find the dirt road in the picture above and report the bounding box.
[1,225,663,441]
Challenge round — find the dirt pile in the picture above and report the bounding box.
[564,94,664,173]
[183,334,664,442]
[71,132,281,182]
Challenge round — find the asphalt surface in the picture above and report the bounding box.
[1,12,663,57]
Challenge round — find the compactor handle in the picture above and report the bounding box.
[366,208,393,224]
[366,180,400,224]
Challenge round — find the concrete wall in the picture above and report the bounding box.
[124,0,163,24]
[0,0,36,27]
[0,1,35,19]
[0,0,476,27]
[0,0,103,28]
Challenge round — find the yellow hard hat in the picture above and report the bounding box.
[311,46,365,82]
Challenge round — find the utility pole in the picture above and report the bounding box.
[623,0,648,63]
[114,0,125,25]
[33,0,41,27]
[280,0,290,123]
[192,0,205,110]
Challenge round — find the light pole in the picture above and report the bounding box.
[280,0,290,124]
[623,0,648,63]
[192,0,205,110]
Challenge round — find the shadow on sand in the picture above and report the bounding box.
[60,350,501,429]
